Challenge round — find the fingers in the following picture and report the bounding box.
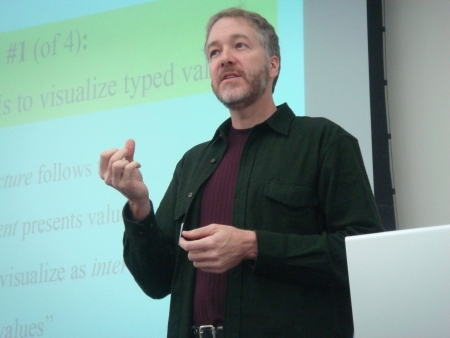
[121,160,141,183]
[188,249,217,263]
[182,226,213,240]
[109,159,142,188]
[111,159,129,186]
[179,235,212,252]
[180,226,257,274]
[125,139,135,162]
[99,139,135,181]
[179,237,221,271]
[99,147,128,183]
[180,224,224,251]
[99,148,118,180]
[187,246,228,274]
[104,147,130,185]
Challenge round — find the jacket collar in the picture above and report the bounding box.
[263,103,295,136]
[212,103,295,142]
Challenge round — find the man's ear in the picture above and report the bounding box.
[269,55,280,78]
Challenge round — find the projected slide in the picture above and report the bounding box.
[0,0,304,337]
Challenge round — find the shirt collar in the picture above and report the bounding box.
[212,103,295,142]
[263,103,295,136]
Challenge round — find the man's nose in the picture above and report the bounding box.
[220,48,236,67]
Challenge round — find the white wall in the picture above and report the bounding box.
[385,0,450,229]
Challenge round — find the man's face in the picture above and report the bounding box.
[206,17,271,110]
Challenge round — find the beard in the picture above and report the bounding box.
[212,63,270,110]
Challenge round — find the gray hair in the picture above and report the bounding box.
[205,7,281,93]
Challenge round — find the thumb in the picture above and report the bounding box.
[125,138,135,162]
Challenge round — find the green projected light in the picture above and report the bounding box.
[0,0,277,128]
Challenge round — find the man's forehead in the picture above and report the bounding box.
[207,17,256,44]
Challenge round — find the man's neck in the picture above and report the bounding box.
[229,94,277,130]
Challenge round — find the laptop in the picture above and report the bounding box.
[345,224,450,338]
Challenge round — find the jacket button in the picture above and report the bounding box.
[188,192,193,198]
[210,158,216,163]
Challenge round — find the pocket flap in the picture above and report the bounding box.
[264,182,318,208]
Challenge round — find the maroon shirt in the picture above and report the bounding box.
[193,127,250,327]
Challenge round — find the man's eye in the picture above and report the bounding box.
[236,43,245,49]
[210,50,219,58]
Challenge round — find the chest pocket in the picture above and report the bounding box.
[263,182,320,234]
[264,181,318,207]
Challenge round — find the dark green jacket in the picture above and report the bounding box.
[123,103,384,338]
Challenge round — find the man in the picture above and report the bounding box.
[99,8,383,338]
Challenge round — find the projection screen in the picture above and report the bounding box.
[0,1,372,337]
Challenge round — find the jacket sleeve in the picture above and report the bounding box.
[252,135,384,287]
[122,159,183,299]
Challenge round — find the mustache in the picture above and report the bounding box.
[217,67,246,82]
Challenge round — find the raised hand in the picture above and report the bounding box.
[99,139,150,220]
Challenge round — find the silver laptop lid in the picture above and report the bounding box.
[346,224,450,338]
